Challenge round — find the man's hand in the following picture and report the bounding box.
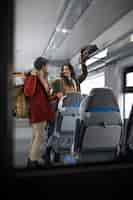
[38,69,50,94]
[31,69,38,76]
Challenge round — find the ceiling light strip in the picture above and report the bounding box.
[43,0,93,57]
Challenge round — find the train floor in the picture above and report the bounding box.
[13,118,32,168]
[13,118,126,168]
[13,118,62,168]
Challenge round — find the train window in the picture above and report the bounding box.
[126,72,133,87]
[80,72,105,95]
[125,93,133,119]
[124,68,133,119]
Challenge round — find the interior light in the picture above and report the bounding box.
[94,48,108,59]
[56,27,69,34]
[62,28,69,33]
[44,0,93,55]
[130,34,133,42]
[47,36,55,49]
[85,57,98,66]
[85,48,108,66]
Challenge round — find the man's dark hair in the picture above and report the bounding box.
[34,57,49,70]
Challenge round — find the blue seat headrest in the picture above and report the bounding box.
[86,107,120,112]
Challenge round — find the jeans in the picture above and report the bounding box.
[47,120,55,139]
[41,120,55,162]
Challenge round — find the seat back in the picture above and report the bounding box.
[58,92,83,111]
[77,88,122,159]
[55,92,84,150]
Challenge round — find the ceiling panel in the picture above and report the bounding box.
[51,0,133,60]
[14,0,133,72]
[14,0,65,71]
[71,9,133,66]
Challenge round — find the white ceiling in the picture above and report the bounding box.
[14,0,65,71]
[14,0,133,72]
[54,0,133,60]
[71,9,133,66]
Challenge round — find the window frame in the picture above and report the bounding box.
[123,67,133,93]
[123,66,133,119]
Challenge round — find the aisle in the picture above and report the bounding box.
[13,118,32,168]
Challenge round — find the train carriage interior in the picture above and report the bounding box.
[12,0,133,169]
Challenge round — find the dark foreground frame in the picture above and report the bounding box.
[1,0,133,187]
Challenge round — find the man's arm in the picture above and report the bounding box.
[38,70,50,95]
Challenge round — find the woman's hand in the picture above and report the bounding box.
[56,92,63,99]
[80,52,85,64]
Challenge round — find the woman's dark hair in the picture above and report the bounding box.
[33,57,49,70]
[60,63,76,86]
[60,63,76,79]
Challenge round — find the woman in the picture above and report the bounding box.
[52,56,88,96]
[24,57,60,168]
[48,55,88,138]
